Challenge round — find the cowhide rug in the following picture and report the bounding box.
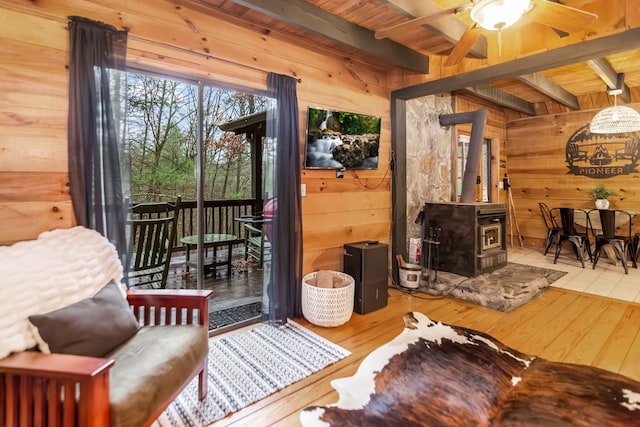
[300,312,640,427]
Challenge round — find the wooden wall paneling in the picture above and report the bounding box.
[303,221,390,252]
[0,66,67,99]
[0,104,67,132]
[0,201,73,244]
[507,106,640,246]
[126,41,268,92]
[504,109,526,121]
[1,0,390,95]
[302,190,392,266]
[303,206,391,230]
[576,94,595,110]
[302,246,345,274]
[0,172,69,202]
[0,0,393,281]
[0,5,67,50]
[301,189,391,214]
[307,90,389,112]
[126,0,391,91]
[0,134,67,173]
[535,102,551,116]
[300,176,391,194]
[0,4,73,242]
[0,89,66,112]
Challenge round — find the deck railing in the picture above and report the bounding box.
[174,198,257,252]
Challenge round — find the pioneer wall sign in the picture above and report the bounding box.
[565,124,640,178]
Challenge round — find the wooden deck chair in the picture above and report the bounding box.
[244,223,270,266]
[128,196,181,288]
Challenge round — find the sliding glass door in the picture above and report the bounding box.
[126,71,270,320]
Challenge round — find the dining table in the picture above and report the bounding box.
[181,233,238,277]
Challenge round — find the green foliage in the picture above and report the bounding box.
[587,184,618,199]
[336,112,380,135]
[127,72,264,202]
[227,191,245,200]
[309,107,323,126]
[308,108,380,135]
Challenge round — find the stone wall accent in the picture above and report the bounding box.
[405,94,454,247]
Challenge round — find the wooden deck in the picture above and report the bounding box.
[211,282,640,426]
[164,249,265,334]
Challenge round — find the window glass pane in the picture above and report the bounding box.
[456,133,492,202]
[127,73,198,201]
[125,70,270,297]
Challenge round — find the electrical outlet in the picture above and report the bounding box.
[301,183,306,197]
[498,181,504,189]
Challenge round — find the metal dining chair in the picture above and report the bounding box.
[553,207,592,268]
[538,202,560,255]
[589,209,638,274]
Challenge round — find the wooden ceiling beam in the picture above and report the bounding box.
[586,58,633,103]
[393,28,640,101]
[232,0,430,73]
[464,85,537,115]
[517,73,580,110]
[380,0,487,59]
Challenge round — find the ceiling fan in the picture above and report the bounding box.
[375,0,598,67]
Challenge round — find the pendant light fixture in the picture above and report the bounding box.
[590,73,640,134]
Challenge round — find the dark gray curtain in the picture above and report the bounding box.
[264,73,303,322]
[67,16,130,268]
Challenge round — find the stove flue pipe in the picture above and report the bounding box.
[439,109,489,203]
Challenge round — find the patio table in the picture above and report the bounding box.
[181,233,237,277]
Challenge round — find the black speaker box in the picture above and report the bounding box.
[343,241,388,314]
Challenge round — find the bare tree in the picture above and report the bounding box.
[127,73,267,202]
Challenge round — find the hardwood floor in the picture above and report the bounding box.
[210,263,640,426]
[159,245,640,425]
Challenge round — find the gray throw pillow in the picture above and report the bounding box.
[28,281,139,357]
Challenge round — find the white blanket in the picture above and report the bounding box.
[0,226,124,359]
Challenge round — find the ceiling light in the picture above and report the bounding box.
[590,73,640,134]
[470,0,531,31]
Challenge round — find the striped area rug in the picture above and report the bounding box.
[154,320,350,426]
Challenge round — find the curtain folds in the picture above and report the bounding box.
[67,16,130,270]
[263,73,303,322]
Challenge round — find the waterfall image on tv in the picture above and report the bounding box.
[304,107,381,170]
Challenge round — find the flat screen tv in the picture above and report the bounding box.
[304,107,381,170]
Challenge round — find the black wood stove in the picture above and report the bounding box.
[422,202,507,277]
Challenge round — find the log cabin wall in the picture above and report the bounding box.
[506,105,640,249]
[0,0,391,276]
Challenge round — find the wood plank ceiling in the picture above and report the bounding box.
[182,0,640,116]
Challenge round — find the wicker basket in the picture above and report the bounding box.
[302,271,355,327]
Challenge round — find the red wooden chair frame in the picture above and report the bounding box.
[0,289,211,427]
